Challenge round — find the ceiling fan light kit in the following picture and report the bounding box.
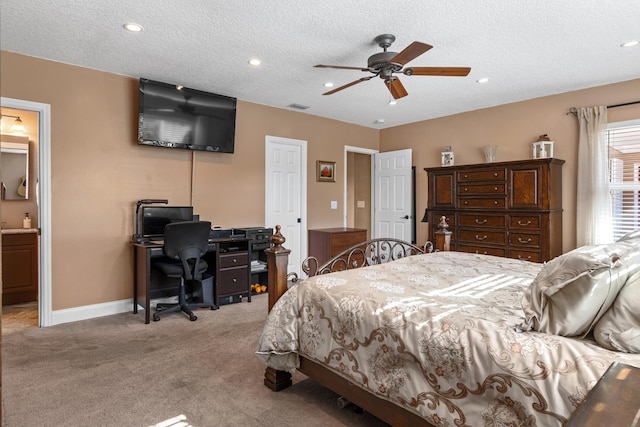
[315,34,471,99]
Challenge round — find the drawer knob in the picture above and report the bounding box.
[464,187,468,192]
[494,172,498,177]
[464,201,468,205]
[518,255,532,261]
[464,174,468,178]
[233,278,237,282]
[475,234,488,241]
[233,258,237,263]
[518,220,532,226]
[475,219,487,224]
[494,201,498,205]
[518,237,532,244]
[494,187,498,191]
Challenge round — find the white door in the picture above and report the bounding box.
[373,149,412,241]
[265,136,307,276]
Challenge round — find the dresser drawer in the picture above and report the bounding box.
[509,249,541,263]
[458,213,506,228]
[457,244,506,257]
[458,169,505,182]
[458,183,506,195]
[509,215,541,230]
[217,266,249,294]
[219,251,249,268]
[458,229,506,244]
[458,197,506,209]
[509,232,541,248]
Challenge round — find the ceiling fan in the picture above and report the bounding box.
[315,34,471,99]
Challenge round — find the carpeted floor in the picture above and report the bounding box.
[1,294,389,426]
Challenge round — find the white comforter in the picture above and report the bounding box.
[257,251,640,426]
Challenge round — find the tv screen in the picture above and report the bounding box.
[141,206,194,238]
[138,78,236,153]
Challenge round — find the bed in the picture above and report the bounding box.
[256,226,640,426]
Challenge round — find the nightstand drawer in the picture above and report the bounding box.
[219,252,249,268]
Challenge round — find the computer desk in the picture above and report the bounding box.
[132,236,251,324]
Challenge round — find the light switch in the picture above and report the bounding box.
[357,200,365,208]
[330,200,338,209]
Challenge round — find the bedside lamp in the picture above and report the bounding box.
[132,199,168,242]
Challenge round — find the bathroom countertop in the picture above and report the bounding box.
[1,228,39,235]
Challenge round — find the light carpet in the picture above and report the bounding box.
[1,294,389,426]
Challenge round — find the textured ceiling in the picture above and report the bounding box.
[1,1,639,129]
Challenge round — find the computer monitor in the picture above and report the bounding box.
[140,206,194,238]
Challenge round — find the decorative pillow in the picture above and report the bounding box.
[593,245,640,353]
[617,229,640,243]
[521,242,633,337]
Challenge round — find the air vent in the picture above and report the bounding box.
[287,103,310,110]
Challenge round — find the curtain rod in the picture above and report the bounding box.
[567,100,640,116]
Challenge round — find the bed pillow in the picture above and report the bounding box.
[593,245,640,353]
[616,229,640,243]
[521,242,632,337]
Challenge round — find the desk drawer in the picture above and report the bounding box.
[509,232,541,248]
[509,214,541,230]
[219,252,249,269]
[218,266,249,295]
[458,197,506,209]
[457,169,505,182]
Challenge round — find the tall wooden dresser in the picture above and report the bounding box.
[424,158,564,262]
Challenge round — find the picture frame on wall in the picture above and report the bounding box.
[316,160,336,182]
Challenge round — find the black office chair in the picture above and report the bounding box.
[152,220,217,321]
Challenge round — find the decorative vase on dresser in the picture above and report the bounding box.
[424,158,564,262]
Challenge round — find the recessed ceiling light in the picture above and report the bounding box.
[621,40,639,48]
[374,119,385,124]
[248,59,261,66]
[323,82,334,88]
[388,100,397,105]
[123,23,143,32]
[476,78,490,84]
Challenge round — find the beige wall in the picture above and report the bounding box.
[0,51,378,311]
[1,49,639,313]
[380,79,640,252]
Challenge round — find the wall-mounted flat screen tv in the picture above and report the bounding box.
[138,78,237,153]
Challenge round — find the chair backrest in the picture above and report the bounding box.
[163,221,211,280]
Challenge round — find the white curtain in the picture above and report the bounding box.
[576,106,613,246]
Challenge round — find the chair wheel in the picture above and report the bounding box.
[153,314,160,321]
[190,315,197,321]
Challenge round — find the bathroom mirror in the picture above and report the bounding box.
[1,141,29,200]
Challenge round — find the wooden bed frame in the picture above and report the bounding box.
[261,224,451,427]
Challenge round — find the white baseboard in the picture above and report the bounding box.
[51,298,137,326]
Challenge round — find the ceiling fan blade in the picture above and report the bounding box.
[385,78,408,99]
[405,67,471,76]
[390,42,433,66]
[315,64,370,72]
[322,76,375,95]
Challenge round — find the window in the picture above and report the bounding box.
[608,119,640,240]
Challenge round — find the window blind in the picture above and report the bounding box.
[608,121,640,240]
